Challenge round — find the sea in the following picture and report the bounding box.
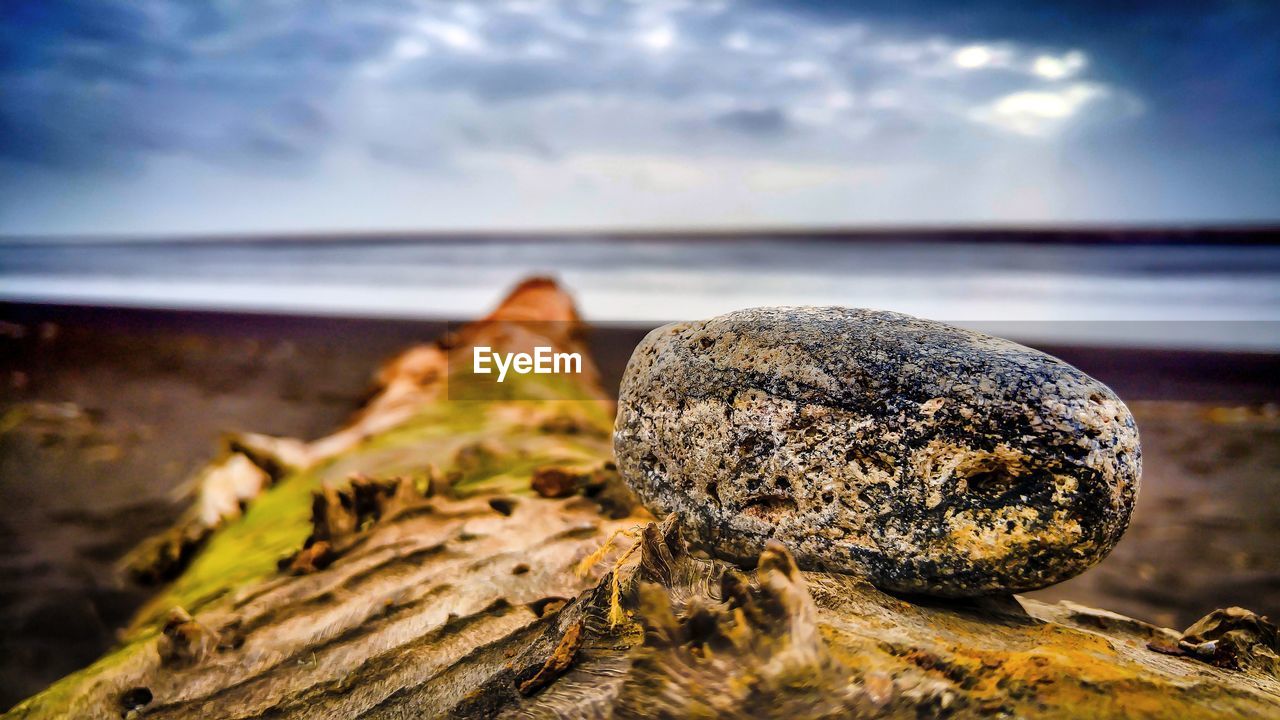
[2,233,1279,350]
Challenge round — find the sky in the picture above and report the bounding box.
[0,0,1277,236]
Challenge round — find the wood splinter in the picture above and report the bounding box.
[517,622,584,696]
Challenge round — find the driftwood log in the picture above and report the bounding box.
[6,279,1279,719]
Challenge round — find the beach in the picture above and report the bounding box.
[1,301,1278,707]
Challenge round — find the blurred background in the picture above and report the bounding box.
[1,0,1278,709]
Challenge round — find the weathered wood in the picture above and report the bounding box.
[6,279,1279,719]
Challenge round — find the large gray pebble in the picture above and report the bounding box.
[614,307,1141,596]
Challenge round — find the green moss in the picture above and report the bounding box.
[446,370,604,404]
[131,392,610,631]
[6,372,617,719]
[130,462,322,632]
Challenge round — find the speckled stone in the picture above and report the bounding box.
[614,307,1141,596]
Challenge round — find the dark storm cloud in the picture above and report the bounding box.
[0,0,392,168]
[715,108,790,137]
[0,0,1181,170]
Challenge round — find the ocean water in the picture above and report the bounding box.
[2,236,1279,350]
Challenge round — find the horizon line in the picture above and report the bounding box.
[2,222,1279,247]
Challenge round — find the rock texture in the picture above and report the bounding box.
[614,307,1141,596]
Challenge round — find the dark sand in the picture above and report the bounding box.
[0,303,1277,708]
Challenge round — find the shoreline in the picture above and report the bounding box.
[5,302,1278,404]
[6,237,1278,352]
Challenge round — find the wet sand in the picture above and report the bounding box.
[0,303,1277,708]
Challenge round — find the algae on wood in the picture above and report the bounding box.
[6,279,1278,719]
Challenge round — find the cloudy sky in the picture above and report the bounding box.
[1,0,1277,235]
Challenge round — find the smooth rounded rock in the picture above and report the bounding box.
[614,307,1141,596]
